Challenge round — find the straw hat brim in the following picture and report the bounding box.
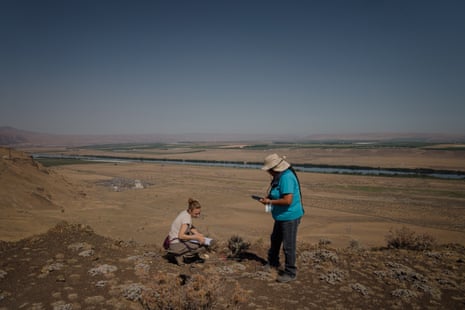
[261,154,291,172]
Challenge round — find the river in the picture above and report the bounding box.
[32,153,465,180]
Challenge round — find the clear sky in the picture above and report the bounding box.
[1,0,464,137]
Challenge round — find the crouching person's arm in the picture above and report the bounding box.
[178,223,206,244]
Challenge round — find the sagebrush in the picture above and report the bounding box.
[385,226,435,251]
[140,272,248,309]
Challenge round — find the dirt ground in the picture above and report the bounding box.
[2,146,465,249]
[50,161,465,249]
[1,146,465,309]
[1,222,464,309]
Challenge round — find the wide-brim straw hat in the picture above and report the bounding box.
[261,153,291,172]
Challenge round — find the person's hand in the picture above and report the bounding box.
[197,235,206,245]
[193,232,205,244]
[259,198,271,205]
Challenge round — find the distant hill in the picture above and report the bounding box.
[0,126,176,147]
[302,132,465,143]
[1,126,464,147]
[0,127,54,145]
[0,126,279,146]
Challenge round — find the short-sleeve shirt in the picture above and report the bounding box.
[168,210,192,243]
[268,169,304,221]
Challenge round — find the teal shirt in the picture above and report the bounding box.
[269,169,304,221]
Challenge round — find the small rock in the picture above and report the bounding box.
[391,288,418,299]
[51,302,72,310]
[68,242,93,251]
[121,283,146,301]
[42,262,64,273]
[78,249,95,257]
[350,283,369,296]
[88,264,118,276]
[56,275,66,282]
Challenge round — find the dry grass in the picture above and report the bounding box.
[141,273,248,309]
[385,226,436,251]
[2,146,465,250]
[1,221,465,309]
[1,146,465,309]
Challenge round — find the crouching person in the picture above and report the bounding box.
[165,198,214,265]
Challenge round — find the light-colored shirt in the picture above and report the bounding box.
[168,210,192,243]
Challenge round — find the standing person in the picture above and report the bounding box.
[166,198,213,265]
[259,154,304,283]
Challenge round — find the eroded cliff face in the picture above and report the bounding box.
[0,147,88,240]
[1,147,62,210]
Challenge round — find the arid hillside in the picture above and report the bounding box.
[0,148,87,239]
[0,148,72,208]
[1,147,465,309]
[1,217,464,309]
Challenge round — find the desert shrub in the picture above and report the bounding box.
[227,235,250,258]
[140,272,248,309]
[318,238,332,247]
[411,233,436,251]
[385,227,435,251]
[229,282,249,306]
[349,240,360,250]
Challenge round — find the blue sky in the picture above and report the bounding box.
[1,0,464,137]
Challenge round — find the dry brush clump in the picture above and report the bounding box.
[227,235,251,258]
[140,235,254,309]
[140,272,248,309]
[385,226,436,251]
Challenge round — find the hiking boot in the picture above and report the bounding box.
[276,273,296,283]
[194,257,205,264]
[175,255,185,266]
[184,254,205,264]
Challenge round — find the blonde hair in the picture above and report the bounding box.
[187,198,201,211]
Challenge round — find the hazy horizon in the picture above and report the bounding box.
[2,1,465,137]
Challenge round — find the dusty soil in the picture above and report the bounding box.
[1,146,465,309]
[3,146,464,248]
[1,222,464,309]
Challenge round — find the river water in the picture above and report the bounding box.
[32,153,465,180]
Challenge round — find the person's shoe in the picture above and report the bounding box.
[276,273,296,283]
[175,255,185,266]
[184,255,205,264]
[194,257,205,264]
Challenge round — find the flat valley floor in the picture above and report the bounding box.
[3,146,465,249]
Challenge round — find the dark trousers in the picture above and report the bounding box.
[268,218,301,277]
